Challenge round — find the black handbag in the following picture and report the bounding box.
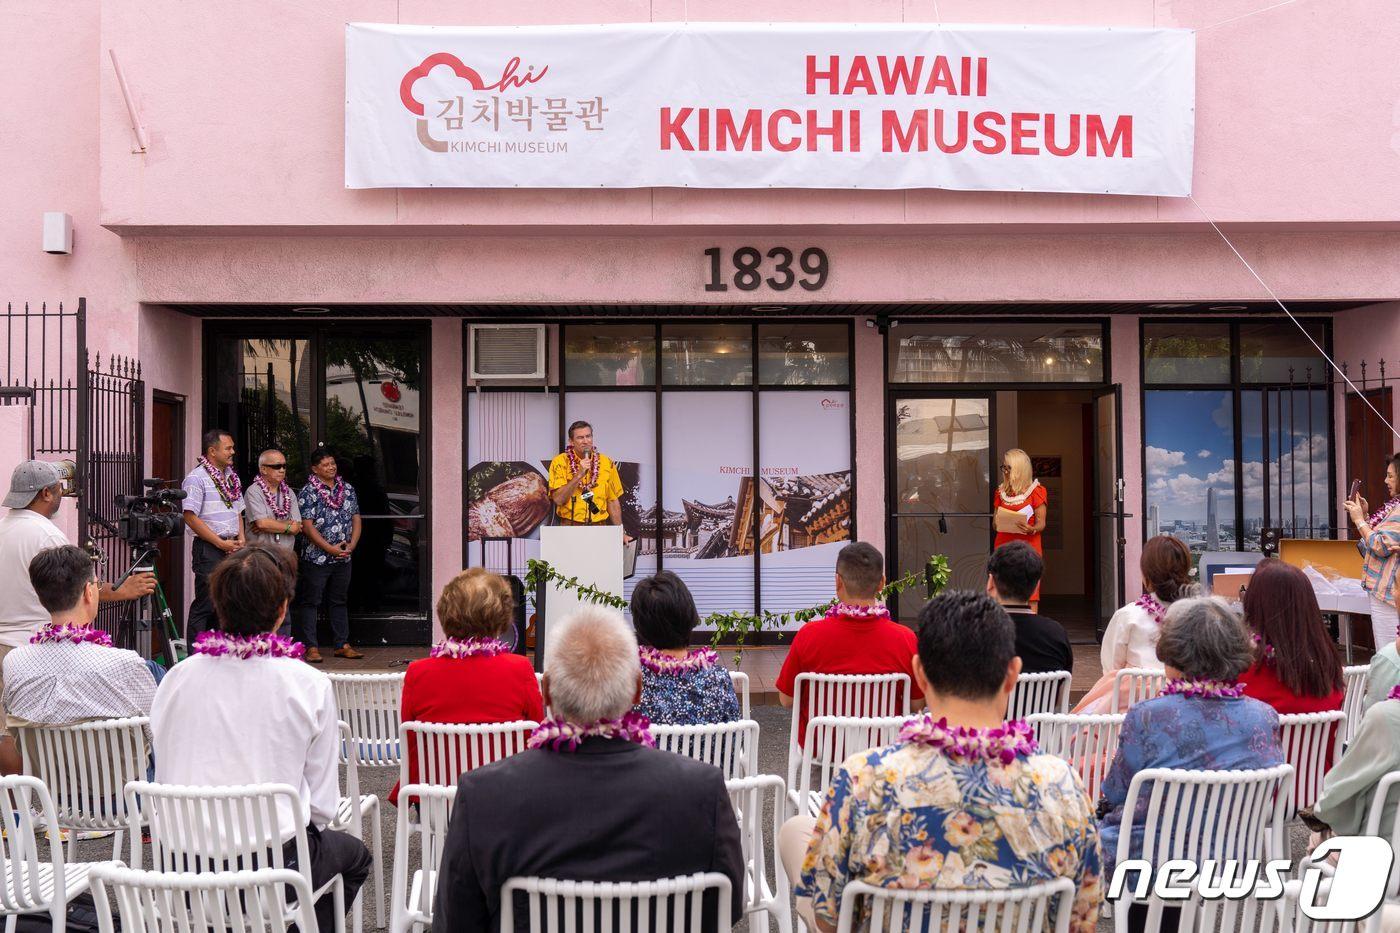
[13,893,114,932]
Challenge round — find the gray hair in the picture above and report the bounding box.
[1156,596,1254,682]
[257,449,284,468]
[544,605,640,723]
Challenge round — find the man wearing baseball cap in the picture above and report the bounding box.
[0,460,155,772]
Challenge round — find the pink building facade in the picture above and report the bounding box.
[3,0,1398,645]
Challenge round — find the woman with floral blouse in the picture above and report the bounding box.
[629,571,740,726]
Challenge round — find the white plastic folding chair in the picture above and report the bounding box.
[329,672,406,768]
[1278,710,1346,812]
[500,873,734,933]
[390,784,456,933]
[1007,671,1072,721]
[1111,764,1294,933]
[0,775,114,933]
[1276,878,1354,933]
[793,716,905,818]
[125,781,349,933]
[332,720,384,930]
[14,715,150,864]
[1028,713,1126,803]
[1342,664,1370,745]
[400,720,539,789]
[1109,668,1168,713]
[88,864,318,933]
[1300,769,1400,931]
[834,877,1075,933]
[652,720,759,780]
[786,673,910,816]
[729,671,751,720]
[725,775,793,933]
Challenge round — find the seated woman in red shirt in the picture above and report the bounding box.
[1239,558,1345,716]
[390,568,543,805]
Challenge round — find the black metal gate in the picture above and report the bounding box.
[2,299,148,650]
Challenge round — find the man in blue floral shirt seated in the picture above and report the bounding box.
[778,591,1103,932]
[293,448,363,663]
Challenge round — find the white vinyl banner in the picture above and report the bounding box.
[346,22,1195,196]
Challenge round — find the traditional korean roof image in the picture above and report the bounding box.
[730,470,853,555]
[637,504,686,535]
[682,497,737,525]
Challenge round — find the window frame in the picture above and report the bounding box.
[1138,317,1336,550]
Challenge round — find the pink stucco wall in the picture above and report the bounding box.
[4,0,1398,637]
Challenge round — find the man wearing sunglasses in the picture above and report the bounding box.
[244,449,303,552]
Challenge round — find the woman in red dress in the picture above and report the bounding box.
[993,448,1049,610]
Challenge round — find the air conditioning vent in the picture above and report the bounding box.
[469,324,547,381]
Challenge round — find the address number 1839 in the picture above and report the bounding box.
[703,247,829,293]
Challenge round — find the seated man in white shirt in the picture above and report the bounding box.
[2,545,159,770]
[151,545,371,933]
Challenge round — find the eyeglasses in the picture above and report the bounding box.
[265,463,287,470]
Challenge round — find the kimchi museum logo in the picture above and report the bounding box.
[399,53,606,154]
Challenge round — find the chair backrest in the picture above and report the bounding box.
[729,671,751,720]
[787,673,910,796]
[1109,668,1167,713]
[1278,711,1346,811]
[330,671,406,767]
[391,784,456,933]
[796,716,906,818]
[500,873,733,933]
[1006,671,1072,721]
[15,715,149,834]
[0,775,69,916]
[1342,664,1370,745]
[125,781,310,882]
[1114,765,1294,922]
[724,775,789,924]
[1026,713,1125,803]
[89,864,317,933]
[400,719,538,789]
[834,877,1075,933]
[1364,771,1400,903]
[652,720,759,781]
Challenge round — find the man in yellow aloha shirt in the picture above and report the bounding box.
[548,421,631,539]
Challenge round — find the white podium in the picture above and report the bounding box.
[537,525,624,669]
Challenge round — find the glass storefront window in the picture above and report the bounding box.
[662,324,752,386]
[889,323,1103,384]
[1144,390,1236,558]
[564,325,656,386]
[1143,324,1231,384]
[1240,319,1328,383]
[757,323,849,385]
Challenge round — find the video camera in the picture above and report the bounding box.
[117,478,188,548]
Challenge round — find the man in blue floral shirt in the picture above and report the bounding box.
[293,449,363,663]
[779,592,1103,932]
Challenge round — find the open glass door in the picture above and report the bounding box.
[1092,385,1128,638]
[888,394,994,623]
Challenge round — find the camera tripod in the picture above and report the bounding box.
[117,544,184,667]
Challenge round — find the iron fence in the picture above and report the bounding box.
[85,353,146,649]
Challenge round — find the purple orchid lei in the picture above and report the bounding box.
[828,602,892,622]
[311,475,348,511]
[253,474,293,520]
[638,645,718,675]
[1250,632,1276,662]
[898,714,1038,765]
[1162,678,1246,699]
[429,637,513,660]
[30,623,112,647]
[1135,592,1168,626]
[1367,497,1400,528]
[1387,684,1400,702]
[198,456,243,508]
[192,630,306,660]
[527,712,656,752]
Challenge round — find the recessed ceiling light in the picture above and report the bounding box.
[1209,304,1249,312]
[1147,303,1195,309]
[750,306,788,313]
[292,306,330,315]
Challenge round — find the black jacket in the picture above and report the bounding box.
[431,737,745,933]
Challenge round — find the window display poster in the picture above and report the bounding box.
[661,393,756,620]
[759,392,853,620]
